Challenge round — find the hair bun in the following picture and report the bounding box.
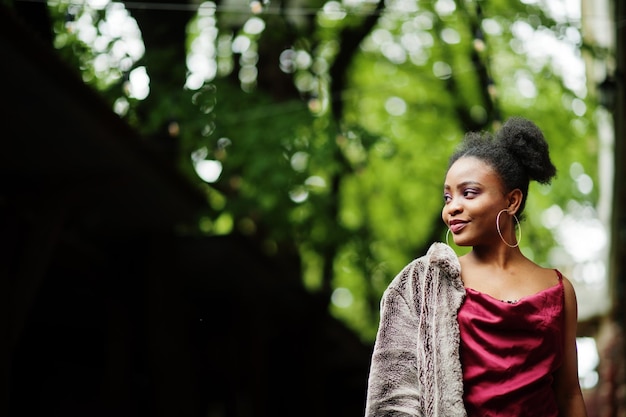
[495,117,556,184]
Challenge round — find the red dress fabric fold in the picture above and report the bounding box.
[458,271,564,416]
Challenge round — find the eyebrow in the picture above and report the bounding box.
[443,181,482,190]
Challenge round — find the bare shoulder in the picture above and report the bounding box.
[558,272,579,305]
[537,265,579,310]
[524,261,561,287]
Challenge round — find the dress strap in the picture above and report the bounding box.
[555,269,563,281]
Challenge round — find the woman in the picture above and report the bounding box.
[364,117,588,416]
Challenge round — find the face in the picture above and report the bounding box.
[442,156,511,247]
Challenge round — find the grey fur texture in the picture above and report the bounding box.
[365,243,467,416]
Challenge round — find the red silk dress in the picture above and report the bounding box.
[457,271,564,416]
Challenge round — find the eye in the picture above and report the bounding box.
[443,193,452,203]
[463,188,478,198]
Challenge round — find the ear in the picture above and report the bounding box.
[506,189,523,215]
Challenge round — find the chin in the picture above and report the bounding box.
[452,237,473,247]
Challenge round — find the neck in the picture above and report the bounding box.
[467,244,524,269]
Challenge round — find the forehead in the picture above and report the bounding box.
[444,156,502,187]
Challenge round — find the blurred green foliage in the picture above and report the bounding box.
[47,0,601,342]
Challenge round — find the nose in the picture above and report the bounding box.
[444,197,463,216]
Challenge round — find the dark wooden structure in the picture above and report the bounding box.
[1,4,371,416]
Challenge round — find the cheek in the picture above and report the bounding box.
[477,207,499,227]
[467,202,496,223]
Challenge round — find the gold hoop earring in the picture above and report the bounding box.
[446,228,452,246]
[496,209,521,248]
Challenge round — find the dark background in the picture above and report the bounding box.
[1,5,371,415]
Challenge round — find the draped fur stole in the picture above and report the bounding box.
[365,243,467,417]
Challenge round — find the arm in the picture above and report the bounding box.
[365,287,422,417]
[553,277,588,417]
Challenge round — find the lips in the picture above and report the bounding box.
[449,220,467,233]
